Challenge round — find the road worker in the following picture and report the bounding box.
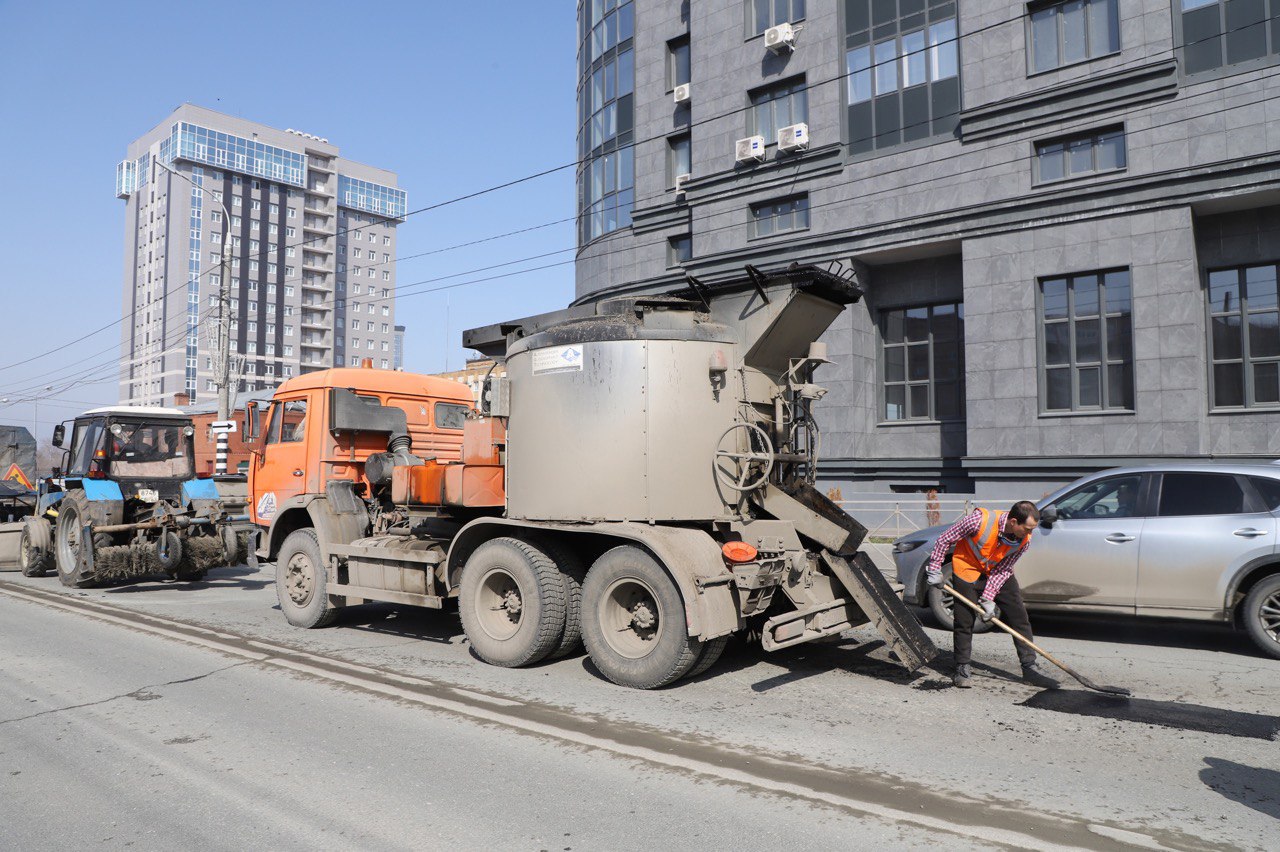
[924,500,1059,689]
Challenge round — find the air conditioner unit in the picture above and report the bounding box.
[777,123,810,153]
[764,23,796,53]
[673,83,691,104]
[674,173,692,195]
[735,135,766,163]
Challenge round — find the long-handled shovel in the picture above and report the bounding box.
[944,584,1132,697]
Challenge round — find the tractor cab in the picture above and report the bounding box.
[57,408,197,503]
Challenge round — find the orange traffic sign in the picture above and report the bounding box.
[3,463,33,490]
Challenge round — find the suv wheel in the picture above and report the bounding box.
[1242,574,1280,660]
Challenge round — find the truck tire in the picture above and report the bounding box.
[581,545,703,689]
[459,537,566,668]
[684,634,731,681]
[537,539,588,660]
[19,517,53,577]
[276,529,336,628]
[53,494,96,588]
[1242,574,1280,660]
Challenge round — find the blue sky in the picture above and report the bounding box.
[0,0,578,439]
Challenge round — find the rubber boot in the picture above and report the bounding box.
[1022,660,1060,689]
[953,663,972,688]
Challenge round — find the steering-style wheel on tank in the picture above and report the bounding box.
[713,423,775,493]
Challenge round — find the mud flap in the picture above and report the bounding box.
[822,551,938,672]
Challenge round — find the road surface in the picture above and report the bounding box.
[0,565,1276,850]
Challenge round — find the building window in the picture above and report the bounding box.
[1039,269,1134,412]
[1035,126,1125,183]
[881,303,965,421]
[577,1,636,246]
[750,77,808,143]
[750,0,805,34]
[668,133,691,185]
[750,195,809,238]
[668,36,690,90]
[668,234,692,265]
[845,1,958,153]
[1029,0,1120,74]
[1208,263,1280,408]
[1181,0,1278,75]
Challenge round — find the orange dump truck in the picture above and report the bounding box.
[245,265,936,688]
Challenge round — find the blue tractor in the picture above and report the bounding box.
[16,407,250,586]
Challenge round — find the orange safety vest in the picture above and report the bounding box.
[951,508,1028,583]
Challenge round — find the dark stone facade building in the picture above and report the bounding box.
[574,0,1280,498]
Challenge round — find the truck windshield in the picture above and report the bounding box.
[109,422,194,479]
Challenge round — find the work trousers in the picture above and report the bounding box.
[952,573,1036,668]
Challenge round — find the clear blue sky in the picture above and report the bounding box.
[0,0,578,440]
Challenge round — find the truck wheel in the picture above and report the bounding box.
[459,537,566,668]
[1242,574,1280,660]
[581,546,703,689]
[19,517,53,577]
[276,529,336,628]
[684,634,731,681]
[537,539,588,660]
[53,494,96,588]
[927,577,991,634]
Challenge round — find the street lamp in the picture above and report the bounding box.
[154,158,235,474]
[1,385,53,453]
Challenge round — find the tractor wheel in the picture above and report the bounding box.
[275,529,336,628]
[459,537,566,668]
[581,546,703,689]
[19,517,53,577]
[53,494,96,588]
[157,531,184,575]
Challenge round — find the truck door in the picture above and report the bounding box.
[251,397,311,524]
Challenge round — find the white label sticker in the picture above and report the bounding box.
[531,345,584,375]
[256,491,277,520]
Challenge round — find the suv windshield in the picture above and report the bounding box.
[108,422,194,479]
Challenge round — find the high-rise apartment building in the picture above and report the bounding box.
[117,104,405,405]
[574,1,1280,498]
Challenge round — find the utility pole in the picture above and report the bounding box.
[155,159,234,474]
[214,199,234,475]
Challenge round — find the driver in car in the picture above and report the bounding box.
[924,501,1059,690]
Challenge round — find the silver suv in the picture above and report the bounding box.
[893,463,1280,659]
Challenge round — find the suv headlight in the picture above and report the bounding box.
[894,539,926,554]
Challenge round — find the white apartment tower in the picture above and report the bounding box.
[116,104,405,405]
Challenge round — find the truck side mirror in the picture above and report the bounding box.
[51,424,65,447]
[1039,505,1058,528]
[243,401,259,442]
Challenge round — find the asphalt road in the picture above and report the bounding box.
[0,564,1276,851]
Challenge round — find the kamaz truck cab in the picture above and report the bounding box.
[16,406,249,586]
